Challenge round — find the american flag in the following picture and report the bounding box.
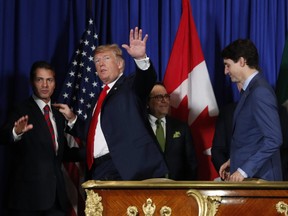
[59,18,101,121]
[58,17,101,216]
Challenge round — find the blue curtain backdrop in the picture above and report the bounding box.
[0,0,288,214]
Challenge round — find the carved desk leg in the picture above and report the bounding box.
[85,189,103,216]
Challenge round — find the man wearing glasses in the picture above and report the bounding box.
[147,82,198,180]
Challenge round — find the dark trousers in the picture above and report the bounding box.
[89,154,122,180]
[8,192,66,216]
[8,205,65,216]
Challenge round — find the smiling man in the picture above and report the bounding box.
[147,82,197,180]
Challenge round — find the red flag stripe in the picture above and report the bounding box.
[164,0,219,180]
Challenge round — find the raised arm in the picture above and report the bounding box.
[122,27,148,60]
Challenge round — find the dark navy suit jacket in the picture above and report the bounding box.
[231,73,283,180]
[73,63,168,180]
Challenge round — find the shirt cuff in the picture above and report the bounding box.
[237,168,248,178]
[134,56,150,70]
[13,127,22,141]
[67,115,77,128]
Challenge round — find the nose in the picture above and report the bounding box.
[42,80,48,87]
[224,67,229,75]
[98,58,105,65]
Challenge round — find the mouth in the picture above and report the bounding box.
[41,90,49,93]
[99,68,107,74]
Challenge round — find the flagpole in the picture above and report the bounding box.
[87,0,93,18]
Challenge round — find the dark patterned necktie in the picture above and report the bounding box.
[43,105,56,153]
[87,85,110,169]
[155,119,165,152]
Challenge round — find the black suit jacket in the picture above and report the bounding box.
[0,97,80,211]
[211,102,237,172]
[164,116,197,180]
[72,63,168,180]
[279,104,288,180]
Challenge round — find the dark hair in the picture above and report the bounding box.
[221,39,260,71]
[30,61,55,82]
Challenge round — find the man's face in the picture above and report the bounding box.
[223,58,242,83]
[148,85,170,119]
[94,51,123,84]
[32,68,55,103]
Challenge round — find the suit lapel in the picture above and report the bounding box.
[100,75,125,109]
[165,117,174,152]
[232,74,261,131]
[28,97,58,154]
[28,97,48,128]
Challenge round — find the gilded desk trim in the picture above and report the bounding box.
[82,179,288,189]
[82,180,288,216]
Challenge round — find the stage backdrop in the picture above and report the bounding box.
[0,0,288,215]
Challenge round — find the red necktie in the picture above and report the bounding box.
[43,105,56,153]
[87,85,110,169]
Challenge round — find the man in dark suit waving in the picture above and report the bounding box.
[0,61,82,216]
[57,27,168,180]
[147,82,197,180]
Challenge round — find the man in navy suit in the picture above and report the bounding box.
[147,83,197,180]
[219,39,283,181]
[0,61,83,216]
[57,27,168,180]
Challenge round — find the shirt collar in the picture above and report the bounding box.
[243,71,259,91]
[148,114,166,125]
[32,94,51,111]
[103,73,123,92]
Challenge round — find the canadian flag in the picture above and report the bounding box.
[163,0,219,180]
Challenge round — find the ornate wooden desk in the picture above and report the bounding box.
[82,179,288,216]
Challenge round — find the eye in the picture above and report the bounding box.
[94,58,100,64]
[103,56,110,61]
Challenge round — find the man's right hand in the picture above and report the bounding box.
[219,159,231,181]
[14,115,33,135]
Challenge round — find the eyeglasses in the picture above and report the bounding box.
[149,94,170,101]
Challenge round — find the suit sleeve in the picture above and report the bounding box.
[241,87,282,177]
[133,61,157,101]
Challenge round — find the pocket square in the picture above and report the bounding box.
[173,131,181,138]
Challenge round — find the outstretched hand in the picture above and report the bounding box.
[122,27,148,60]
[14,115,33,135]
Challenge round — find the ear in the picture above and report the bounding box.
[117,58,124,70]
[239,57,246,67]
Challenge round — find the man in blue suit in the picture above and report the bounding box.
[56,27,168,180]
[219,39,283,181]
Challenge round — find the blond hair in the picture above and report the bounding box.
[94,44,125,72]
